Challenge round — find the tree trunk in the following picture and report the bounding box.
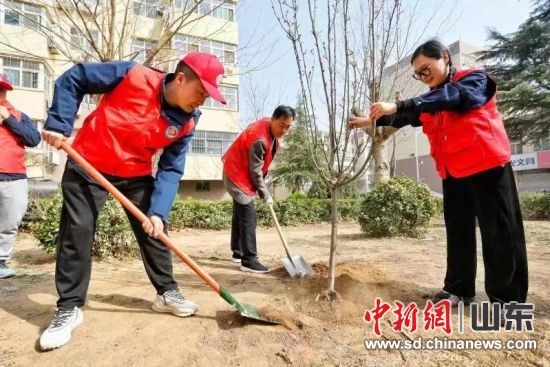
[373,134,391,183]
[327,187,338,298]
[390,134,396,178]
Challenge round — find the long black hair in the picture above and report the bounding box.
[411,39,453,67]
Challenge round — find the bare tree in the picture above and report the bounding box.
[0,0,234,67]
[356,0,459,183]
[271,0,457,297]
[239,72,286,126]
[271,0,376,299]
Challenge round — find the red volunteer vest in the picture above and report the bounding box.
[72,65,195,177]
[222,117,279,196]
[420,69,511,179]
[0,100,26,174]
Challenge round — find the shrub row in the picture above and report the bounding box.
[25,192,361,259]
[28,178,546,259]
[519,192,550,220]
[168,194,360,230]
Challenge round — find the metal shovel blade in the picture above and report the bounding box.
[281,255,314,278]
[236,303,279,324]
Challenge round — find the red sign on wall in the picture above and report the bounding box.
[537,151,550,169]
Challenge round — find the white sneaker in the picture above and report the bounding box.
[39,306,83,351]
[152,290,198,317]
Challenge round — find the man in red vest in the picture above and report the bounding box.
[39,53,226,350]
[222,105,295,273]
[0,74,41,279]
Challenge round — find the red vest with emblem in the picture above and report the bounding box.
[420,68,511,179]
[0,100,26,174]
[72,65,195,177]
[222,117,278,196]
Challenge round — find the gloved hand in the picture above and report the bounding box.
[265,196,274,206]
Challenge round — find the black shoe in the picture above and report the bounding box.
[240,258,270,274]
[431,289,476,306]
[231,253,242,264]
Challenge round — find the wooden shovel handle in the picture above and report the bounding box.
[267,202,296,265]
[59,141,221,293]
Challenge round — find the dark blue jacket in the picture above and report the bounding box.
[377,70,493,127]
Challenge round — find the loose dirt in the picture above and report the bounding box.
[0,220,548,366]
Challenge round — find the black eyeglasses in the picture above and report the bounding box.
[412,64,432,80]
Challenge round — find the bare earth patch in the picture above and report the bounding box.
[0,220,548,366]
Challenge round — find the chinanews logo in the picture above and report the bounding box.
[363,298,535,335]
[165,126,179,139]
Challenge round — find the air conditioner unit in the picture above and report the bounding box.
[224,64,237,76]
[48,38,60,55]
[48,151,60,165]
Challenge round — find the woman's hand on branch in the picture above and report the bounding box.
[348,116,372,129]
[369,102,397,121]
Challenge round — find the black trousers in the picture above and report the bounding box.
[230,199,258,261]
[56,161,177,308]
[442,163,528,303]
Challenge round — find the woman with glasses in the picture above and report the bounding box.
[349,39,528,307]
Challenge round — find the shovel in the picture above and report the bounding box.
[59,141,277,325]
[267,202,314,278]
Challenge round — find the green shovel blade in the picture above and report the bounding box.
[220,286,279,324]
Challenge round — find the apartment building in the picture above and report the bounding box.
[380,39,550,193]
[0,0,240,199]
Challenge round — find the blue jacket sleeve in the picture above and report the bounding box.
[147,131,194,222]
[45,61,137,136]
[404,71,493,114]
[3,113,41,147]
[375,110,422,128]
[148,110,201,222]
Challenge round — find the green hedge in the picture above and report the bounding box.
[358,176,438,237]
[25,192,361,260]
[28,193,137,260]
[520,192,550,220]
[429,192,550,221]
[169,194,360,230]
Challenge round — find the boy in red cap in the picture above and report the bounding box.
[0,74,41,278]
[39,53,226,350]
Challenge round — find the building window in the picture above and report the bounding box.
[172,34,199,54]
[195,181,211,192]
[1,57,40,89]
[534,136,550,152]
[44,70,52,107]
[197,0,235,21]
[510,141,523,155]
[133,0,160,18]
[189,130,239,156]
[173,0,195,11]
[29,120,44,150]
[70,27,99,53]
[82,0,101,10]
[202,85,237,111]
[198,39,236,64]
[172,35,236,65]
[132,38,158,63]
[2,0,42,30]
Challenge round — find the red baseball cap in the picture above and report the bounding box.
[182,52,227,105]
[0,74,13,91]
